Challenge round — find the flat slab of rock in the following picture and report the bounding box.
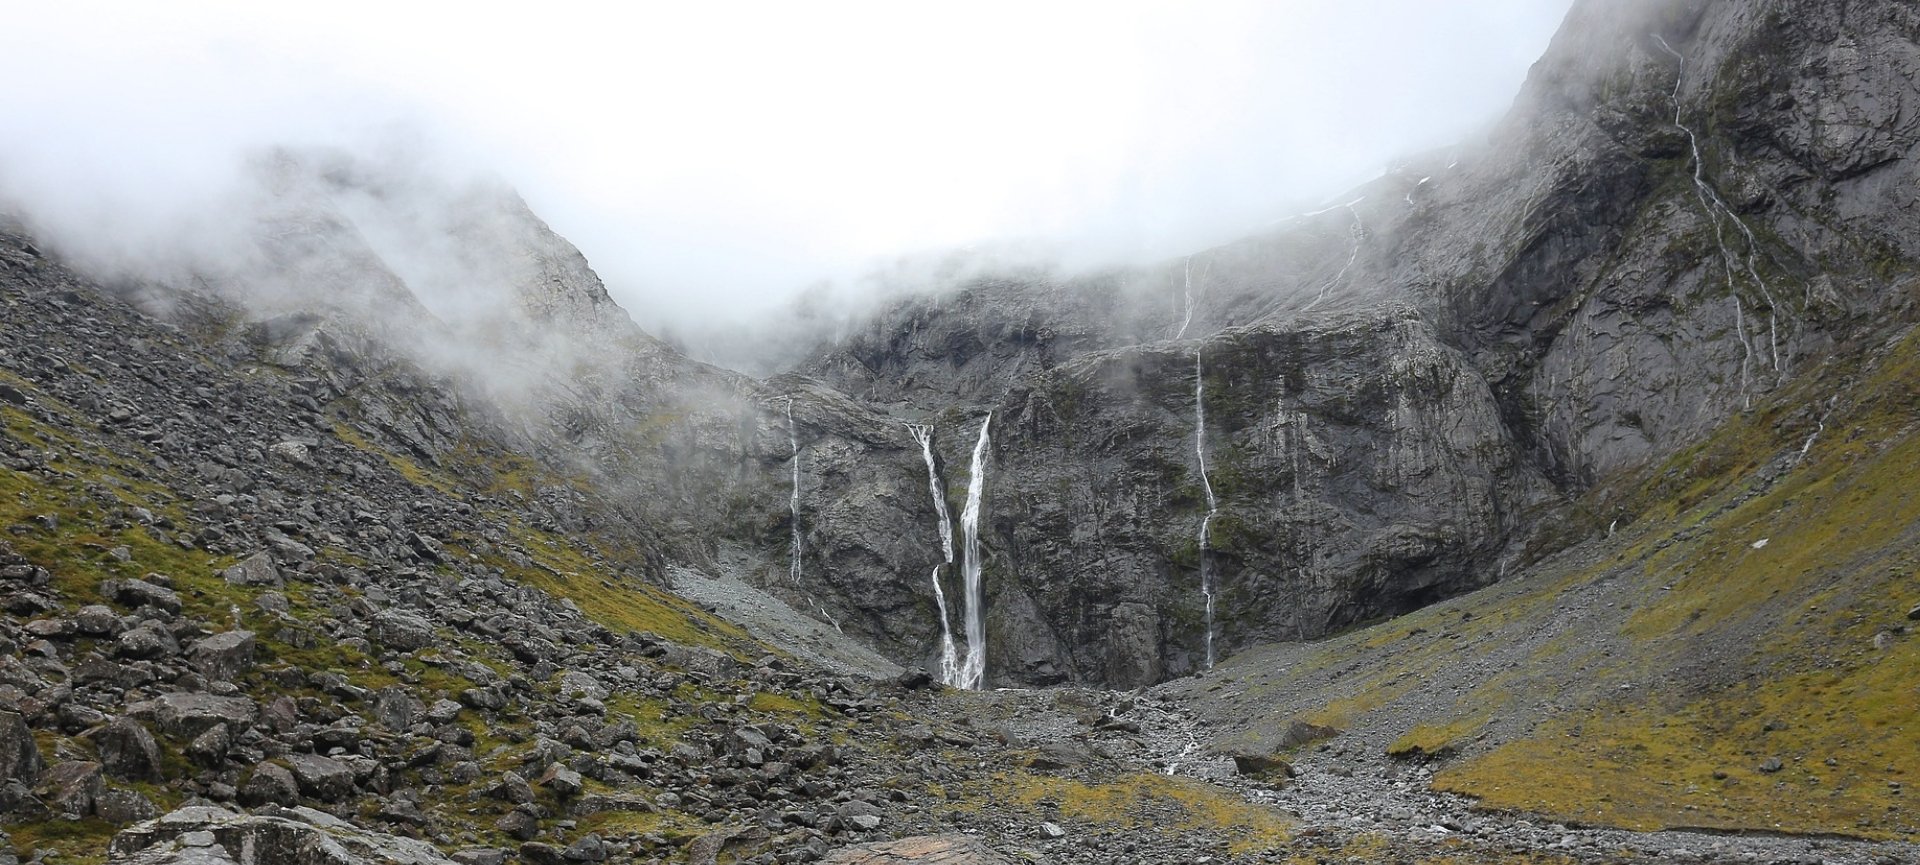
[127,693,257,738]
[109,804,455,865]
[821,835,1023,865]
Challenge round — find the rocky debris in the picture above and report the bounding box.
[108,805,456,865]
[0,2,1915,859]
[821,835,1022,865]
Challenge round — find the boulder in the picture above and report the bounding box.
[372,687,423,731]
[283,753,355,802]
[90,717,163,782]
[0,711,44,786]
[370,612,435,652]
[819,835,1016,865]
[96,787,161,824]
[186,724,232,767]
[37,760,103,818]
[220,553,281,588]
[116,622,181,659]
[102,577,181,614]
[109,804,457,865]
[128,693,258,739]
[238,762,299,807]
[187,631,256,682]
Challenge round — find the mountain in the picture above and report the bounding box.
[0,0,1916,862]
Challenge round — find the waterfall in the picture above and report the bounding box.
[1175,256,1196,339]
[906,423,961,685]
[786,397,802,584]
[1653,33,1784,382]
[957,413,992,690]
[1194,350,1218,670]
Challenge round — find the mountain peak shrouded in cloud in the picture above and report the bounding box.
[0,1,1572,361]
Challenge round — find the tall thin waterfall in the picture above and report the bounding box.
[786,397,802,583]
[1654,33,1784,393]
[906,423,960,685]
[957,413,992,690]
[1194,351,1218,669]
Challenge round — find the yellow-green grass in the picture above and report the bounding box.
[979,770,1292,856]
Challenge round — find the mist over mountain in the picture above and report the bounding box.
[0,1,1917,863]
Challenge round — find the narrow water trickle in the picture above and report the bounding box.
[1654,34,1785,389]
[786,396,802,584]
[1194,351,1218,670]
[957,413,992,690]
[907,423,961,685]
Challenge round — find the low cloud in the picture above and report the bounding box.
[0,1,1574,364]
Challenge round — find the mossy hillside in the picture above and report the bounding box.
[973,769,1292,857]
[1205,324,1920,840]
[325,417,757,657]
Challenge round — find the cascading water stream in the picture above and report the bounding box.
[1194,350,1218,670]
[785,397,802,584]
[1175,256,1197,340]
[1304,198,1365,312]
[906,423,961,686]
[956,414,992,690]
[1653,34,1785,393]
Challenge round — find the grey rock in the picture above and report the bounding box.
[559,834,607,862]
[75,604,125,636]
[372,687,423,731]
[493,809,538,841]
[187,631,256,681]
[109,804,456,865]
[489,772,534,805]
[424,699,463,725]
[283,753,355,801]
[96,787,162,824]
[102,577,181,614]
[535,763,581,797]
[37,760,103,818]
[819,835,1013,865]
[116,622,182,659]
[370,611,435,652]
[238,762,299,807]
[128,693,258,739]
[186,723,232,767]
[220,553,281,588]
[90,717,163,782]
[0,710,44,785]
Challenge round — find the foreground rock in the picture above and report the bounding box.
[109,805,455,865]
[822,835,1023,865]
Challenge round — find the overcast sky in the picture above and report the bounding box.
[0,1,1574,334]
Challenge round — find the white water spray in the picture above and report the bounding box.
[785,397,802,584]
[1305,199,1365,311]
[957,414,992,690]
[1654,34,1785,385]
[1194,350,1219,670]
[906,423,961,685]
[1175,256,1197,340]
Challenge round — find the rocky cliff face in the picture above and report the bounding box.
[755,0,1920,685]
